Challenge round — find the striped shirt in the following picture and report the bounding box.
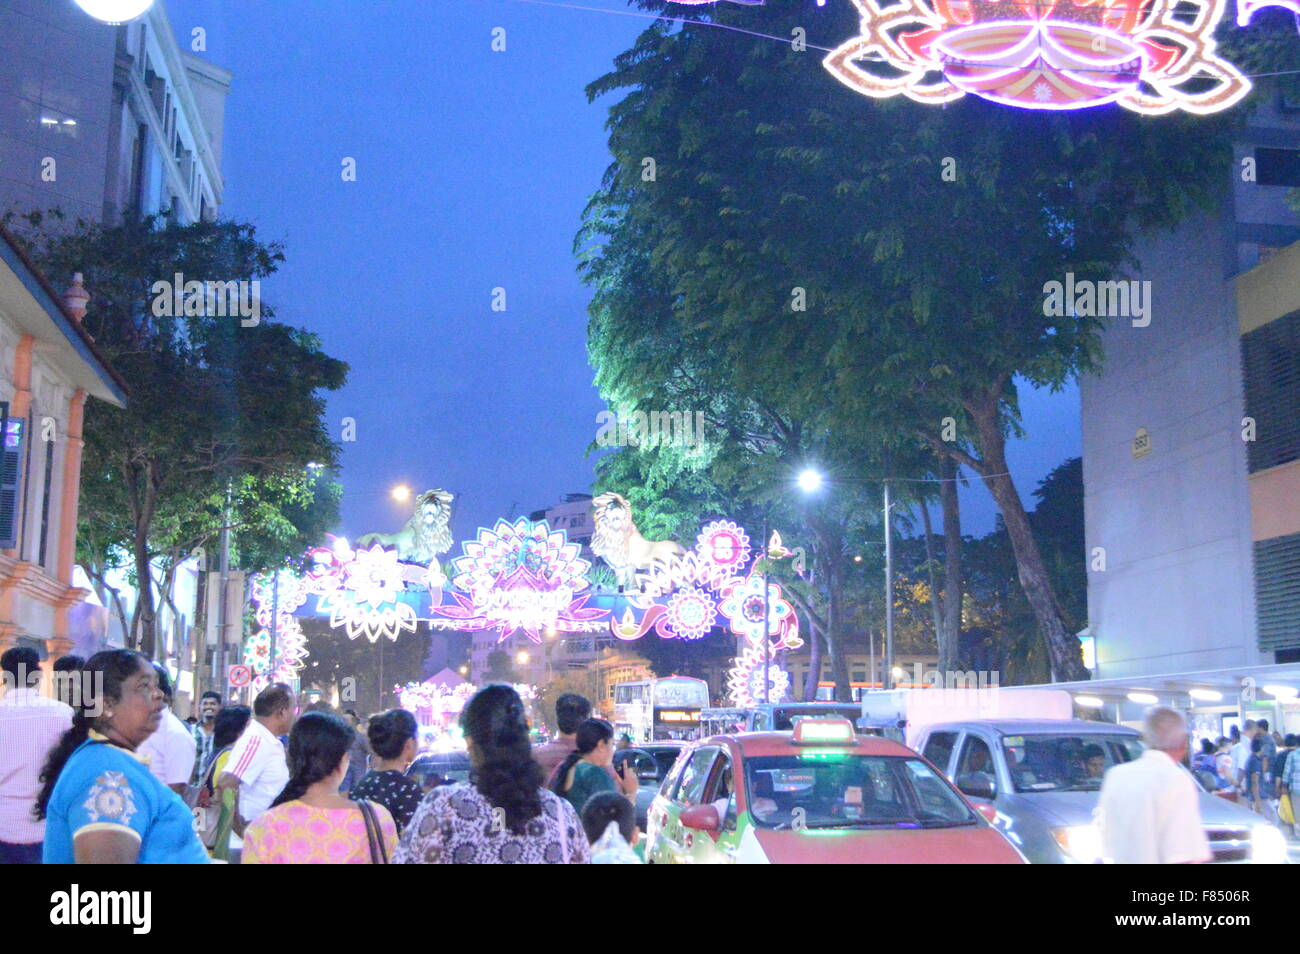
[223,718,288,849]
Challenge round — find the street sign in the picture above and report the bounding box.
[228,664,252,687]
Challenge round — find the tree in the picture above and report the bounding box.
[10,213,347,657]
[484,649,521,685]
[580,0,1253,681]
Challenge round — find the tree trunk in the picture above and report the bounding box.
[919,500,945,662]
[803,620,822,701]
[825,563,852,702]
[939,456,963,674]
[969,405,1087,682]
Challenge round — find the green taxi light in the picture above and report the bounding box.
[792,718,857,745]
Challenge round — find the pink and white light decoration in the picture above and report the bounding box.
[431,517,608,641]
[246,569,310,691]
[728,643,792,708]
[316,543,420,642]
[823,0,1258,114]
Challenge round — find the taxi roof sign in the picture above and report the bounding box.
[791,717,858,746]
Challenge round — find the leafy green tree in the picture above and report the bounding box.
[580,0,1260,680]
[11,213,347,657]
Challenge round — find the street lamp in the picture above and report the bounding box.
[74,0,154,23]
[797,468,824,494]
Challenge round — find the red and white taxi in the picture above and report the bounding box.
[644,718,1026,864]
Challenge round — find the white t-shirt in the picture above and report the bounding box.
[1230,739,1251,777]
[138,708,198,788]
[1096,749,1211,864]
[224,718,289,849]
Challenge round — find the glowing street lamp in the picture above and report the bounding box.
[516,650,530,666]
[797,468,824,494]
[74,0,155,24]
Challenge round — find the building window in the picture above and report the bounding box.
[37,432,55,567]
[1242,310,1300,472]
[1255,148,1300,188]
[0,407,27,550]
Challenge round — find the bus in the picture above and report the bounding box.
[612,675,710,742]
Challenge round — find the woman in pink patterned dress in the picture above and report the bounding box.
[242,712,397,864]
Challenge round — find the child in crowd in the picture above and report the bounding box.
[581,791,642,864]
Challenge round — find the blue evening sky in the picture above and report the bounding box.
[164,0,1080,543]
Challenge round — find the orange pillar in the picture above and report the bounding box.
[0,334,34,656]
[52,389,87,647]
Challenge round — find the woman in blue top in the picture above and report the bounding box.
[551,718,624,815]
[34,649,209,864]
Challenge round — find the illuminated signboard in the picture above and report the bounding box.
[656,709,702,723]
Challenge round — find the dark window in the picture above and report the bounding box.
[0,407,26,549]
[37,431,54,566]
[1241,310,1300,472]
[922,731,959,775]
[676,748,719,805]
[1256,148,1300,187]
[1255,532,1300,654]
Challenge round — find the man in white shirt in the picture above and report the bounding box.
[0,647,73,864]
[216,682,295,857]
[138,663,197,796]
[1230,721,1255,792]
[1097,707,1211,864]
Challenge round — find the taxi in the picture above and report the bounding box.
[644,718,1026,864]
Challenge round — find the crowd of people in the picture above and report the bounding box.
[3,646,1295,865]
[0,647,642,864]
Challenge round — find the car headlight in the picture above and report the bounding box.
[1051,825,1103,864]
[1250,825,1288,864]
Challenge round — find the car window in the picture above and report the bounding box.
[660,748,693,798]
[652,749,680,779]
[922,731,958,774]
[1001,734,1143,793]
[676,747,720,805]
[702,751,737,831]
[954,734,997,796]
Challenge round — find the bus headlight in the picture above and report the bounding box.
[1250,824,1288,864]
[1051,825,1103,863]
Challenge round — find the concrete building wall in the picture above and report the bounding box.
[1081,92,1300,679]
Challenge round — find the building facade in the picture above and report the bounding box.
[1080,91,1300,678]
[0,0,229,226]
[0,230,126,669]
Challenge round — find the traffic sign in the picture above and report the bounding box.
[228,664,252,687]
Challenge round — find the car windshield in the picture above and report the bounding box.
[1000,734,1144,793]
[744,754,977,830]
[773,706,861,730]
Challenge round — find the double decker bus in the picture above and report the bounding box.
[612,675,710,742]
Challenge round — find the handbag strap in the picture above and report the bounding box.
[358,800,387,865]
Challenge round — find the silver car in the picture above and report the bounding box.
[914,719,1289,864]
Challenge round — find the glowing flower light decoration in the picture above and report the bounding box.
[717,574,797,644]
[824,0,1253,114]
[695,520,752,572]
[660,585,720,640]
[727,645,792,707]
[433,518,607,641]
[248,570,310,675]
[318,544,418,641]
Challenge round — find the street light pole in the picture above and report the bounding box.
[762,514,770,706]
[883,479,895,691]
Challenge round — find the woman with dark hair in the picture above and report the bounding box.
[348,708,424,833]
[552,718,620,814]
[35,649,209,864]
[393,685,589,864]
[240,711,396,864]
[196,705,251,857]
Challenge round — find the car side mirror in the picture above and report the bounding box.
[957,775,996,800]
[680,804,721,832]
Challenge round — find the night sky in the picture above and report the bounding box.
[165,0,1080,544]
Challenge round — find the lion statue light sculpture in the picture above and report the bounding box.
[356,489,455,565]
[590,491,685,588]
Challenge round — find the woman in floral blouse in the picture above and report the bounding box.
[393,685,589,864]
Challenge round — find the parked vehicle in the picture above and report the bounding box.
[615,742,685,829]
[699,701,864,738]
[644,717,1025,864]
[407,750,471,792]
[914,719,1289,864]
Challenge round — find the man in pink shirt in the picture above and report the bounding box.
[534,694,591,784]
[0,647,73,864]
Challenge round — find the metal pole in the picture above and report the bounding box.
[883,480,894,691]
[762,515,770,705]
[269,569,279,674]
[216,485,231,700]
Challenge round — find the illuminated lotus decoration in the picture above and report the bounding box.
[248,569,309,679]
[824,0,1254,113]
[728,644,792,708]
[317,544,419,641]
[433,517,608,641]
[717,574,800,645]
